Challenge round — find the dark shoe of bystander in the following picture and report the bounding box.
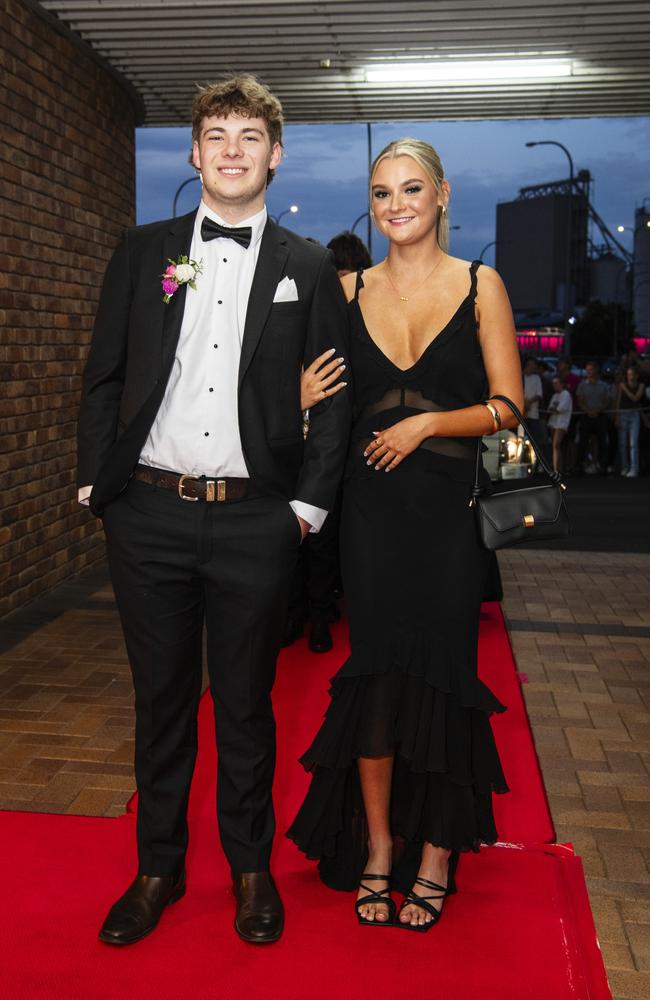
[309,620,333,653]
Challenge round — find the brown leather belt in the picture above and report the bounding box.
[133,464,255,502]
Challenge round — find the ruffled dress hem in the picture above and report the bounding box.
[286,655,508,893]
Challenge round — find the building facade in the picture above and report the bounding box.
[0,0,141,616]
[496,176,590,324]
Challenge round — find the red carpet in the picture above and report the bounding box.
[1,604,610,999]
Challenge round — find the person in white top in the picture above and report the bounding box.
[78,76,350,947]
[547,375,573,472]
[522,355,543,444]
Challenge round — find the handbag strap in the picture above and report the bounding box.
[471,394,566,498]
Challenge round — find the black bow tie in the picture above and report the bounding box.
[200,217,252,249]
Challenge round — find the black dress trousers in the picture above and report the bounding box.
[102,478,300,877]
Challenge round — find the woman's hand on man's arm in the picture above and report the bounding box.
[301,349,347,411]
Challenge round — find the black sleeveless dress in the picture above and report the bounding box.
[287,261,509,893]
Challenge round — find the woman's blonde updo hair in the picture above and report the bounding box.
[370,138,449,251]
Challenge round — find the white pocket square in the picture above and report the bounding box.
[273,276,299,303]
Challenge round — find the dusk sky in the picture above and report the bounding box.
[136,116,650,267]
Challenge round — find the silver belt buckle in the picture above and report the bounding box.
[178,474,200,501]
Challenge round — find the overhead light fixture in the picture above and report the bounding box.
[365,59,572,84]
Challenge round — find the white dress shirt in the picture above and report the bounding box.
[140,203,263,478]
[79,202,326,531]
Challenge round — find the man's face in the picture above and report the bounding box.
[192,114,282,221]
[586,363,598,381]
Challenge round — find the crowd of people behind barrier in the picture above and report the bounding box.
[522,351,649,477]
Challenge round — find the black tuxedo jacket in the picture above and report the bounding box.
[77,211,351,517]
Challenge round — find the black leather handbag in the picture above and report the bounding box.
[470,394,569,550]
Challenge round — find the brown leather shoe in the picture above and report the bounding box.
[98,870,186,945]
[233,871,284,944]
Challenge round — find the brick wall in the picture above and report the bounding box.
[0,0,139,617]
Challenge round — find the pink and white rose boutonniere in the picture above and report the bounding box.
[161,255,203,304]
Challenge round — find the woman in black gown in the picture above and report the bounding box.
[288,138,523,930]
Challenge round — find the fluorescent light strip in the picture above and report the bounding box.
[365,60,572,84]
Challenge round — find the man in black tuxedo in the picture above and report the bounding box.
[77,76,350,945]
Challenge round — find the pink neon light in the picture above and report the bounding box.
[516,332,564,356]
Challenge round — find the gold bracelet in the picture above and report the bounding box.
[483,401,502,432]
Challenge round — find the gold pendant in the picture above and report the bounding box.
[400,295,409,302]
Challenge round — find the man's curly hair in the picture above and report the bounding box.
[191,75,284,185]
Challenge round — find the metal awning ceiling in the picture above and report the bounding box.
[40,0,650,125]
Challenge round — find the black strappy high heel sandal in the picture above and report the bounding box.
[355,873,396,927]
[398,850,459,933]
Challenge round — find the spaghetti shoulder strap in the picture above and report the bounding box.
[354,269,365,300]
[469,259,482,300]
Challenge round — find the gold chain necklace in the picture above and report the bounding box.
[384,255,445,302]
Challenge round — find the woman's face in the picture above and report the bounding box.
[370,155,448,247]
[627,367,638,384]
